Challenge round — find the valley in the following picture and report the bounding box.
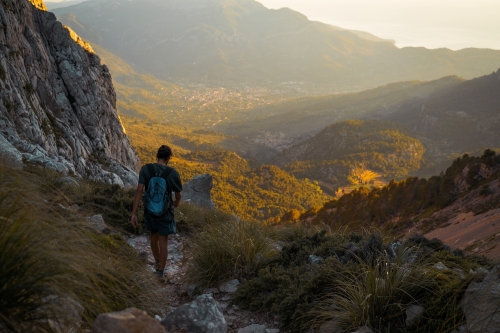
[2,1,500,332]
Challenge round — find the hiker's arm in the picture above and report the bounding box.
[173,191,181,208]
[131,184,144,228]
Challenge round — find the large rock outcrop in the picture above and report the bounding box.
[181,174,216,209]
[462,265,500,333]
[0,0,139,186]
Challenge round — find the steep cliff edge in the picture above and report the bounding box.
[0,0,139,186]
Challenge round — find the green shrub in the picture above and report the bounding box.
[234,230,493,333]
[75,181,142,234]
[187,217,277,288]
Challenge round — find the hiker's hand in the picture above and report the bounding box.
[173,200,180,208]
[130,214,138,228]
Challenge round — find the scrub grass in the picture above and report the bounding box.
[186,215,278,288]
[0,165,158,332]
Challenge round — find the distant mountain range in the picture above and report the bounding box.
[45,0,85,10]
[220,70,500,174]
[53,0,500,91]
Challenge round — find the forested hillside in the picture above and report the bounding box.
[122,117,329,223]
[311,150,500,234]
[274,120,426,191]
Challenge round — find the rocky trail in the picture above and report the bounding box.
[126,234,280,333]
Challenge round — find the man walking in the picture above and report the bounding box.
[131,145,182,280]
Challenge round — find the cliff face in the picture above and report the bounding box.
[0,0,140,186]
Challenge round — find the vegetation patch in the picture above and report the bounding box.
[0,165,158,332]
[233,231,492,333]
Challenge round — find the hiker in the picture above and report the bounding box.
[130,145,182,280]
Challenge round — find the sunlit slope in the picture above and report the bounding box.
[122,116,330,223]
[273,120,426,189]
[54,0,500,91]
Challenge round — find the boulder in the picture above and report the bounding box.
[181,174,216,209]
[219,279,240,293]
[405,305,424,326]
[93,308,164,333]
[462,265,500,333]
[161,294,226,333]
[238,324,267,333]
[0,133,23,170]
[40,296,84,333]
[57,176,80,187]
[308,255,324,265]
[87,214,108,232]
[433,262,449,271]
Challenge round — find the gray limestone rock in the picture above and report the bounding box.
[219,279,240,293]
[308,255,324,265]
[87,214,107,232]
[57,176,80,187]
[434,262,449,271]
[462,265,500,333]
[0,0,139,185]
[0,133,23,169]
[238,324,267,333]
[405,305,424,327]
[39,296,84,333]
[161,294,227,333]
[182,174,216,209]
[93,308,165,333]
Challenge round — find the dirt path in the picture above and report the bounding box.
[127,234,278,332]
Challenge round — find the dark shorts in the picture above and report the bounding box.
[144,213,176,236]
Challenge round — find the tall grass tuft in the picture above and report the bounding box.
[0,166,158,332]
[187,216,277,287]
[318,247,431,333]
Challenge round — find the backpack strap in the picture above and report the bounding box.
[144,164,156,191]
[161,167,174,193]
[144,164,174,191]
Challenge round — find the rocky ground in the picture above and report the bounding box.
[127,234,280,333]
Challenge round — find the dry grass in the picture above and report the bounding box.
[186,214,278,288]
[0,166,159,332]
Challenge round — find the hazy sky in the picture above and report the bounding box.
[47,0,500,50]
[258,0,500,50]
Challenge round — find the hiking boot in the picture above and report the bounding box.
[154,259,160,270]
[156,268,165,282]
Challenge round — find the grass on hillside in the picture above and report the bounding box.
[0,164,158,332]
[184,214,494,333]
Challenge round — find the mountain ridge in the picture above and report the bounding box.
[0,0,139,186]
[53,0,500,91]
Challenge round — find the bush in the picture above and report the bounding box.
[0,166,158,332]
[186,216,277,288]
[233,229,493,333]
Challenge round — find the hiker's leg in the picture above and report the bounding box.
[158,235,169,270]
[150,232,160,260]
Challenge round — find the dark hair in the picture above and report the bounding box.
[156,145,173,160]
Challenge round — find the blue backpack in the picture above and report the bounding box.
[143,164,173,217]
